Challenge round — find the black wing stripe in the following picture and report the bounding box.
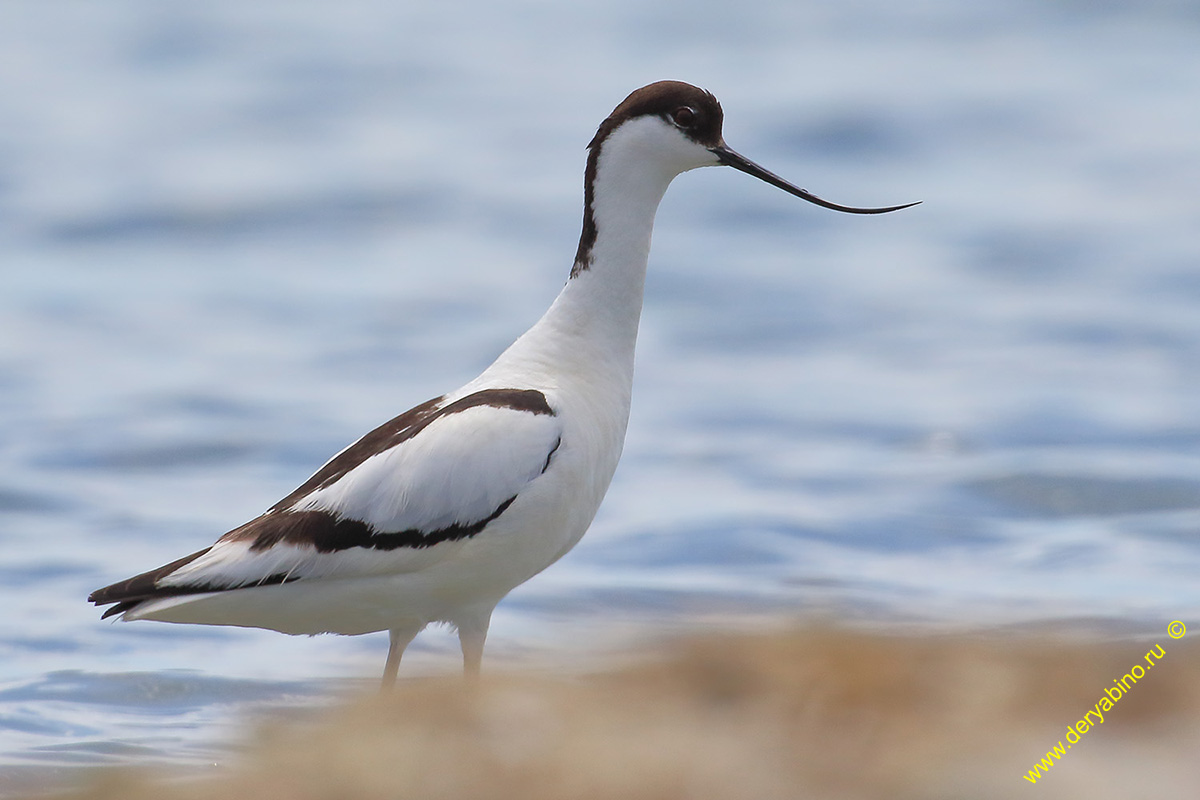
[88,496,519,615]
[89,547,213,608]
[97,572,299,618]
[241,496,517,554]
[269,388,554,512]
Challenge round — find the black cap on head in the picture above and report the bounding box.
[588,81,724,151]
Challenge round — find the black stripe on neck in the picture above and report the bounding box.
[571,143,601,277]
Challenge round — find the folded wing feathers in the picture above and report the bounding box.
[89,388,561,616]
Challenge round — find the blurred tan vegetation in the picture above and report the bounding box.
[44,625,1200,800]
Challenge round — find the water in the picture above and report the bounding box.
[2,0,1200,792]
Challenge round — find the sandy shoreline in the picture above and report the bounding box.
[19,624,1200,800]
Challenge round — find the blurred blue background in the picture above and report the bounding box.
[1,0,1199,788]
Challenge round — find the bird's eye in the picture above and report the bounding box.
[671,106,697,128]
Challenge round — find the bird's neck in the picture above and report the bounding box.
[487,127,679,387]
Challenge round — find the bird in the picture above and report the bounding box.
[89,81,917,687]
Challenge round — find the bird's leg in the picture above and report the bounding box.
[381,626,421,691]
[456,609,494,679]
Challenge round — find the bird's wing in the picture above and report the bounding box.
[90,389,562,612]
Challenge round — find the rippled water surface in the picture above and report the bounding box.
[2,0,1200,793]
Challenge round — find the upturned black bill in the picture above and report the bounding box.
[711,145,919,215]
